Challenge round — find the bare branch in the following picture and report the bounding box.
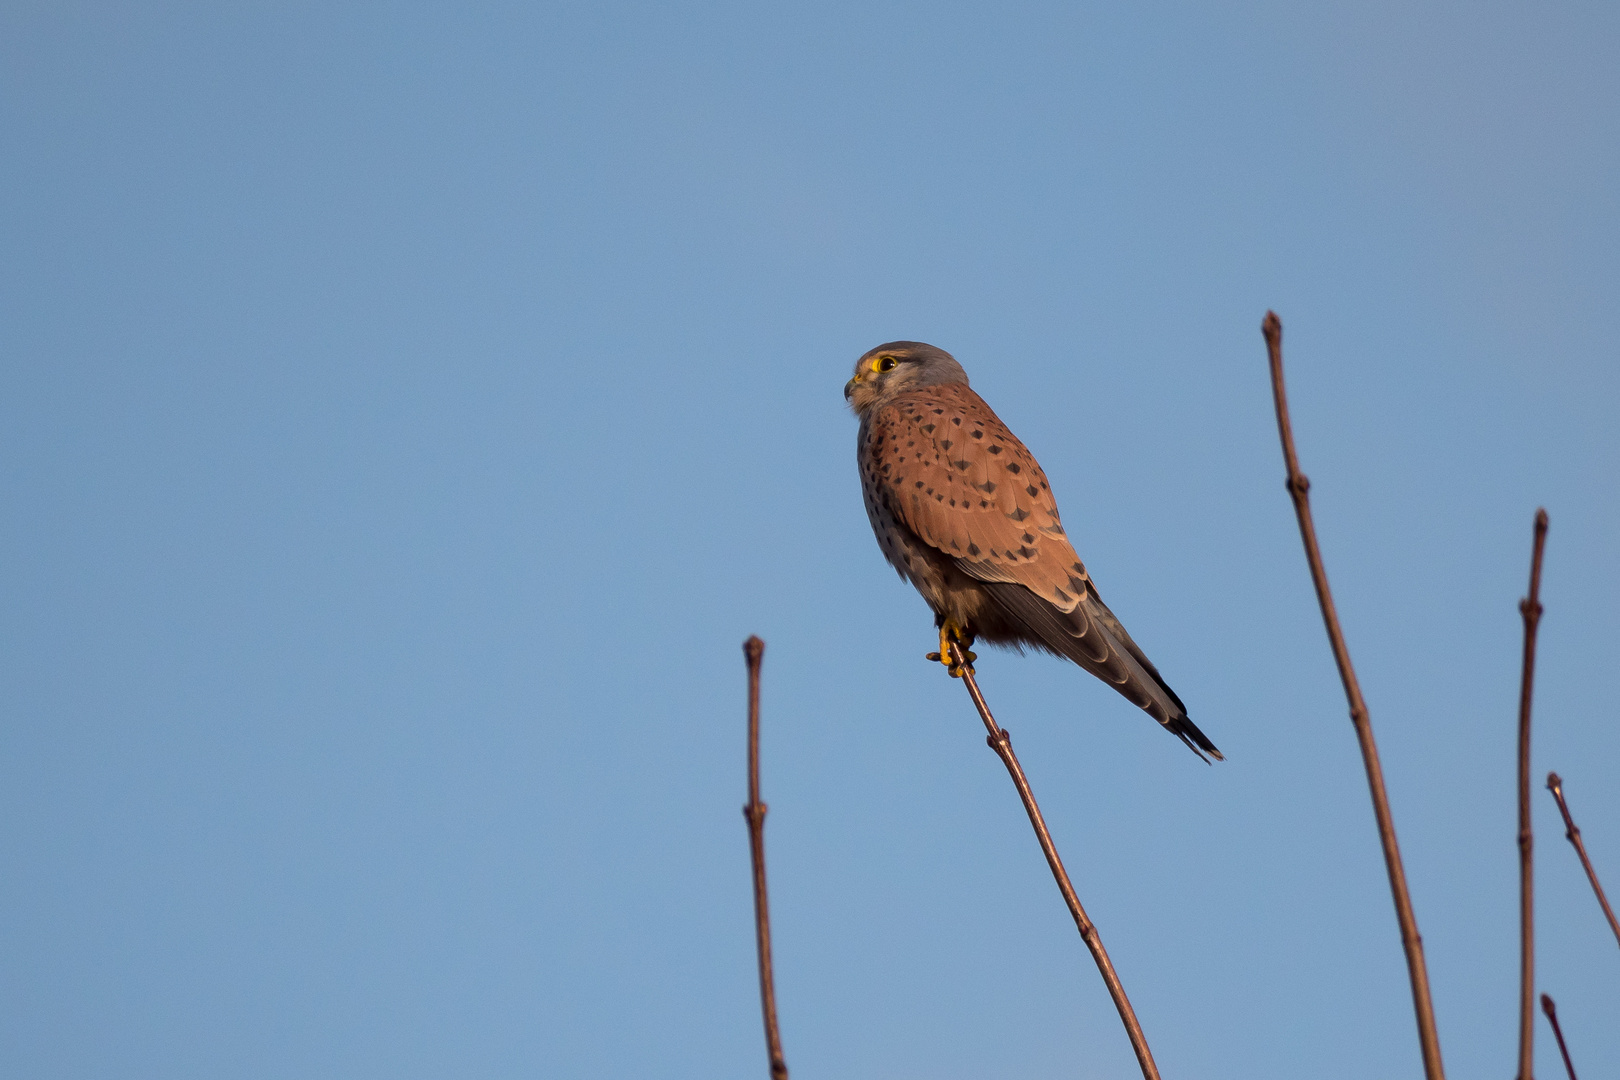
[1517,510,1549,1080]
[1261,312,1446,1080]
[1540,994,1579,1080]
[742,636,789,1080]
[946,642,1161,1080]
[1546,773,1620,948]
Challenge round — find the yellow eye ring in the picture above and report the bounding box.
[873,356,897,373]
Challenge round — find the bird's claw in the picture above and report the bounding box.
[928,620,977,678]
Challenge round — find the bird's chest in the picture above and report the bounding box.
[857,417,953,603]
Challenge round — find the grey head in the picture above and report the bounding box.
[844,341,970,418]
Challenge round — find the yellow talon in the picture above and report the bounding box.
[927,619,977,678]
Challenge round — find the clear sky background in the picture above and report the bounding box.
[3,3,1617,1078]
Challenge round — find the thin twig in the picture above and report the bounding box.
[1546,773,1620,948]
[742,636,789,1080]
[1261,312,1446,1080]
[1517,509,1549,1080]
[947,642,1161,1080]
[1540,994,1579,1080]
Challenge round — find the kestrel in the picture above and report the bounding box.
[846,341,1222,761]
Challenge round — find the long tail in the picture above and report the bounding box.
[982,581,1224,762]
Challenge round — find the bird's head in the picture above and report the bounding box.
[844,341,969,416]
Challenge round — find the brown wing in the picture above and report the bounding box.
[862,382,1094,609]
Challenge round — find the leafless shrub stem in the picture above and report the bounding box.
[742,637,789,1080]
[1517,510,1549,1080]
[1540,994,1579,1080]
[1546,773,1620,949]
[946,643,1161,1080]
[1261,312,1446,1080]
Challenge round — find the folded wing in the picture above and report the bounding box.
[863,383,1222,760]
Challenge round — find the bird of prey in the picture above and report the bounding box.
[845,341,1222,761]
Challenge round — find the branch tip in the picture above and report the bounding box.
[1516,510,1549,1080]
[1541,993,1580,1080]
[1544,772,1620,948]
[1262,310,1446,1080]
[742,636,788,1079]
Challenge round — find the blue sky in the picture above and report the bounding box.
[2,2,1617,1077]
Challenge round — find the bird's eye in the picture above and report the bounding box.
[877,356,897,373]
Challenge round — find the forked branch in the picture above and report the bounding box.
[946,643,1161,1080]
[743,637,789,1080]
[1546,773,1620,949]
[1261,312,1446,1080]
[1517,510,1549,1080]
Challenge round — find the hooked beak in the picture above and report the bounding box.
[844,377,857,400]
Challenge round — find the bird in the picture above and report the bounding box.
[845,340,1222,761]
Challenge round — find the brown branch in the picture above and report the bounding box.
[1261,312,1447,1080]
[1517,509,1549,1080]
[742,636,789,1080]
[1546,773,1620,948]
[947,642,1161,1080]
[1540,994,1579,1080]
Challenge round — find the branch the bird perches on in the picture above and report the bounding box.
[945,642,1161,1080]
[1262,312,1447,1080]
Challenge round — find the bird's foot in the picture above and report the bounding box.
[926,619,977,678]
